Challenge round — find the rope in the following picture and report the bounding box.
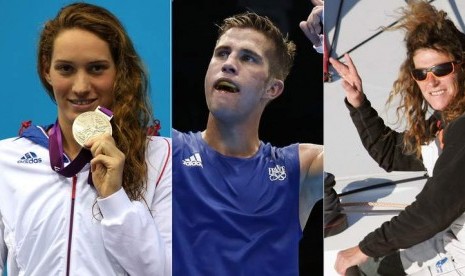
[336,174,428,212]
[337,174,428,197]
[328,0,343,59]
[333,0,437,60]
[324,0,343,82]
[341,201,408,208]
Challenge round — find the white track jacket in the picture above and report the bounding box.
[0,125,172,276]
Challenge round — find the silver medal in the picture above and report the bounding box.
[72,110,112,147]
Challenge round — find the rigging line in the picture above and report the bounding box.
[328,0,344,59]
[324,0,343,82]
[341,201,408,208]
[448,0,465,32]
[335,20,398,60]
[335,0,437,60]
[337,174,428,197]
[341,209,404,215]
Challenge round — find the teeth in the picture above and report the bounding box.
[215,81,238,93]
[430,90,445,96]
[70,99,94,105]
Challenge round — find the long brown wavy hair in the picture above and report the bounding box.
[38,3,153,201]
[217,12,296,81]
[386,0,465,157]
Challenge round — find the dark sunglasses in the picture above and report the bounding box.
[411,61,459,81]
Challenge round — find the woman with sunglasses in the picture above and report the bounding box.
[330,1,465,275]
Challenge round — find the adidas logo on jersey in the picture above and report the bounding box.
[17,151,42,164]
[182,153,203,167]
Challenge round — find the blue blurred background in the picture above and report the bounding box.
[0,1,170,274]
[0,0,171,139]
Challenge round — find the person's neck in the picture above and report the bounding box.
[202,119,260,158]
[55,120,82,160]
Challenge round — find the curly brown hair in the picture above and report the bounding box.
[387,0,465,157]
[217,11,296,81]
[38,2,153,201]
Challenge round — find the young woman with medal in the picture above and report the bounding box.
[0,3,171,275]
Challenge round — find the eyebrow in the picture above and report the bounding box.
[52,59,112,64]
[214,45,229,52]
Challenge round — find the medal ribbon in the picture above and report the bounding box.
[49,106,113,184]
[49,120,93,183]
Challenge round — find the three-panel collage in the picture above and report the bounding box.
[1,0,465,275]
